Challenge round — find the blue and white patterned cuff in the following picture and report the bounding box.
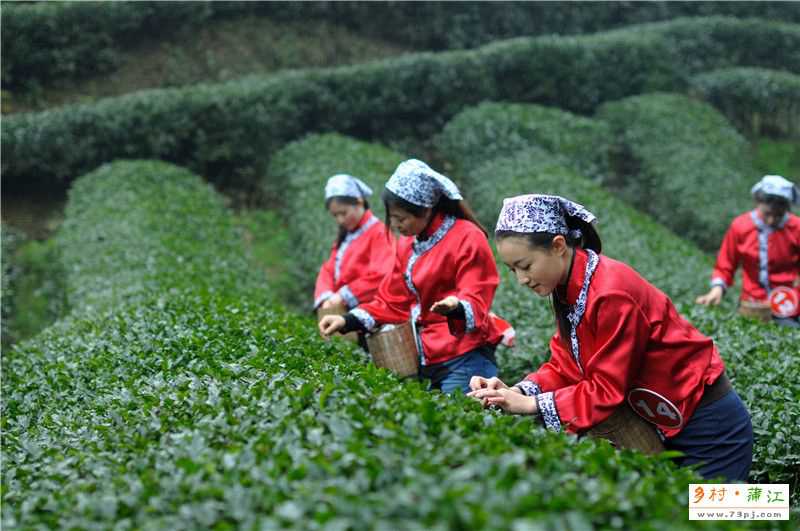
[338,285,359,309]
[460,300,476,332]
[314,291,334,309]
[514,380,541,397]
[350,308,377,333]
[536,391,561,432]
[710,278,728,292]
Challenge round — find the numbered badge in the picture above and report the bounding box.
[627,388,683,429]
[769,286,799,319]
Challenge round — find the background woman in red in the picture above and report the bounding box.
[314,174,394,313]
[469,194,752,482]
[319,159,513,393]
[696,175,800,327]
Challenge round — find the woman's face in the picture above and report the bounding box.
[496,235,571,297]
[328,199,365,232]
[388,206,431,237]
[756,201,789,228]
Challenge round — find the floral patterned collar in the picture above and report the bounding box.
[416,212,446,242]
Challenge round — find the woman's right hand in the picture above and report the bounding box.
[695,286,724,306]
[468,376,510,392]
[319,315,346,338]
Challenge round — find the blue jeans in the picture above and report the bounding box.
[421,346,498,394]
[664,390,753,482]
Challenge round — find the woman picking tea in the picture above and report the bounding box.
[469,194,752,481]
[319,160,513,393]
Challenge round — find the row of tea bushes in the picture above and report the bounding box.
[4,155,757,529]
[265,133,403,308]
[691,67,800,138]
[55,160,260,313]
[6,2,799,91]
[4,17,799,193]
[597,93,756,251]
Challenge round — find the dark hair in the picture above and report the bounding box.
[496,216,601,352]
[754,191,791,211]
[326,196,369,247]
[381,188,488,238]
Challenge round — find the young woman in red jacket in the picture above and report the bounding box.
[319,160,514,393]
[696,175,800,327]
[314,174,394,312]
[468,194,753,481]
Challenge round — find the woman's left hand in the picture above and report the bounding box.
[430,295,460,315]
[467,387,538,415]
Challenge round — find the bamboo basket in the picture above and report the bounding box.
[317,301,359,343]
[587,404,665,455]
[366,322,419,378]
[738,299,771,322]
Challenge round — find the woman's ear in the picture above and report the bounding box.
[551,234,568,256]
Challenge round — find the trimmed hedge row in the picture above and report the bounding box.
[436,104,800,500]
[55,160,259,313]
[597,93,755,252]
[4,16,800,194]
[5,2,800,91]
[2,151,754,530]
[265,133,402,308]
[691,67,800,138]
[436,101,612,182]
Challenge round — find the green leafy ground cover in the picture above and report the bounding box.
[7,158,794,529]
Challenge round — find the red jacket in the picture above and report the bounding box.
[314,210,394,310]
[352,213,506,365]
[519,248,725,438]
[711,210,800,309]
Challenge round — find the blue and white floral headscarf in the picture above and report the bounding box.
[385,159,463,208]
[495,194,597,239]
[751,175,799,205]
[325,174,373,200]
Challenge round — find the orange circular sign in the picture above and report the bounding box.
[769,286,799,318]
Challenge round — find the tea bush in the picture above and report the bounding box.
[55,159,260,313]
[4,17,799,194]
[691,67,800,138]
[597,93,755,251]
[5,2,799,91]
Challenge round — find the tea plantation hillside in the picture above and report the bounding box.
[4,159,797,528]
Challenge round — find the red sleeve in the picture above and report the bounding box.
[313,245,337,309]
[520,333,578,393]
[446,234,500,337]
[711,221,740,289]
[352,245,415,330]
[339,228,394,307]
[545,292,650,433]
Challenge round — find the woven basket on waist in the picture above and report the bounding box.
[587,404,665,455]
[317,302,359,343]
[738,299,771,322]
[366,321,419,378]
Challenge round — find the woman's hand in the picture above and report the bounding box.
[430,295,460,315]
[695,286,724,306]
[319,315,346,337]
[467,387,538,415]
[469,376,509,392]
[321,293,344,310]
